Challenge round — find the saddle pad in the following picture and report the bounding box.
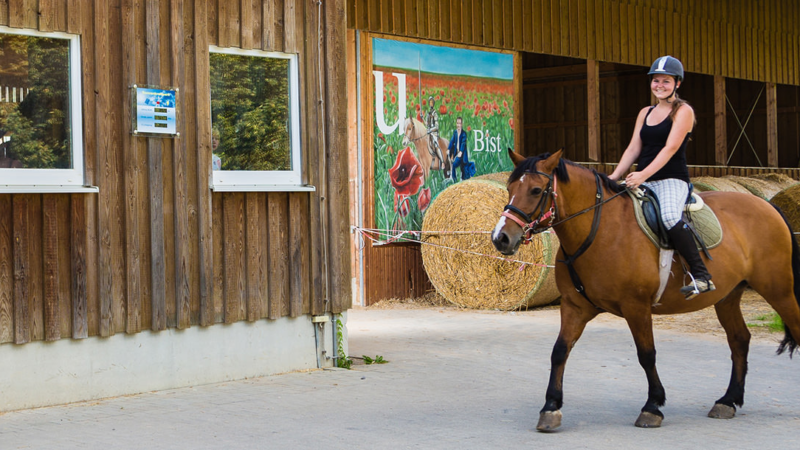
[628,190,723,250]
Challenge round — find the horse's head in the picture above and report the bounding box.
[492,148,563,255]
[401,118,414,147]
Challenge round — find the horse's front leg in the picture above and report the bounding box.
[537,295,598,432]
[622,304,666,428]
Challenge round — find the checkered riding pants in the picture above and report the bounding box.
[642,178,689,229]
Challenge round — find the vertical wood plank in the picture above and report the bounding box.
[212,194,223,322]
[766,82,778,167]
[522,0,532,51]
[8,0,24,27]
[284,0,296,53]
[39,0,54,31]
[195,0,214,326]
[66,0,81,33]
[0,0,8,25]
[267,193,289,319]
[240,0,253,49]
[245,192,262,321]
[94,0,114,337]
[146,0,166,331]
[288,193,303,317]
[223,193,245,323]
[0,195,12,343]
[262,0,275,50]
[513,51,523,153]
[121,0,141,334]
[714,75,727,165]
[13,196,29,344]
[170,0,190,329]
[587,59,600,162]
[43,195,60,341]
[584,0,594,59]
[70,195,88,338]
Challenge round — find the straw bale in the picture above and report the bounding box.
[421,179,560,310]
[770,184,800,246]
[472,171,511,185]
[690,176,752,194]
[722,175,784,200]
[749,172,799,190]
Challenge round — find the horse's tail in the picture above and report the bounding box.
[771,203,800,357]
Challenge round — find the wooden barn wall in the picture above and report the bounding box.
[348,0,800,86]
[0,0,350,346]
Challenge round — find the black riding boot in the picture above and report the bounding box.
[667,220,715,299]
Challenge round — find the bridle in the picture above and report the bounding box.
[501,170,558,244]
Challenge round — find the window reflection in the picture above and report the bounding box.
[209,52,291,172]
[0,34,71,169]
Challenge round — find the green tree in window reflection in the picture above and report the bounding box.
[210,53,291,171]
[0,35,71,169]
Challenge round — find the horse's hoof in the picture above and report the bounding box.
[536,410,562,432]
[634,411,663,428]
[708,403,736,419]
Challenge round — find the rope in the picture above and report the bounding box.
[352,226,556,269]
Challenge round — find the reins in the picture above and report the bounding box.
[501,169,628,312]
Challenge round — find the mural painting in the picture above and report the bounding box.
[372,38,515,241]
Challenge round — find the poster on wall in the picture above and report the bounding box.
[132,86,178,136]
[372,38,514,242]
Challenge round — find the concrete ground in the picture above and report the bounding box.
[1,307,799,449]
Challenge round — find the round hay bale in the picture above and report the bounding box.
[421,179,560,310]
[722,175,784,200]
[472,171,511,185]
[690,176,752,194]
[770,184,800,246]
[749,172,799,190]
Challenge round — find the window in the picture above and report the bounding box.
[0,26,88,191]
[209,46,307,191]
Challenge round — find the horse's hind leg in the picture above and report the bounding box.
[537,295,598,432]
[709,285,750,419]
[621,304,666,428]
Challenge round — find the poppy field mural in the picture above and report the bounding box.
[372,38,515,241]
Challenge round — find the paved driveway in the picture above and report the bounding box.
[1,308,798,449]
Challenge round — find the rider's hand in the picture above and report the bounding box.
[625,171,648,189]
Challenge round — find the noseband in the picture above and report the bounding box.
[501,170,558,244]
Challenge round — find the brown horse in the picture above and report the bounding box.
[401,117,451,180]
[492,149,800,431]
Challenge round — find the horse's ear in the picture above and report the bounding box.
[540,148,564,174]
[508,148,526,167]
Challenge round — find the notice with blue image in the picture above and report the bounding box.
[135,87,177,135]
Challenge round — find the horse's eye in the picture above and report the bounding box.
[531,187,543,196]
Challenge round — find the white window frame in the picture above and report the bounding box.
[209,46,310,192]
[0,26,90,192]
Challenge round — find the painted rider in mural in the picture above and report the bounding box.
[447,116,476,182]
[424,95,447,177]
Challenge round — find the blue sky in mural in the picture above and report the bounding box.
[373,38,513,80]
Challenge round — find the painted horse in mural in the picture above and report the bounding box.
[401,117,451,181]
[492,148,800,431]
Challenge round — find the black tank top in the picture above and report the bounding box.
[637,106,691,183]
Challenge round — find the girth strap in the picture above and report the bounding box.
[557,173,606,312]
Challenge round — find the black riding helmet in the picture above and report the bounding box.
[648,55,684,100]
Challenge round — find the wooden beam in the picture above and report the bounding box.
[766,82,778,167]
[587,59,600,162]
[714,75,727,165]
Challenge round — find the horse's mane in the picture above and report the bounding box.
[507,153,626,194]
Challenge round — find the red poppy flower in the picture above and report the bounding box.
[439,105,447,115]
[509,118,514,130]
[456,104,462,112]
[418,188,432,212]
[391,95,396,104]
[389,147,424,196]
[378,133,385,143]
[439,90,445,96]
[503,100,509,109]
[467,125,471,131]
[415,104,420,111]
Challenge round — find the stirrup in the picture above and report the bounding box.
[680,277,715,300]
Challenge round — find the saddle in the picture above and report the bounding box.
[628,186,723,252]
[628,187,723,306]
